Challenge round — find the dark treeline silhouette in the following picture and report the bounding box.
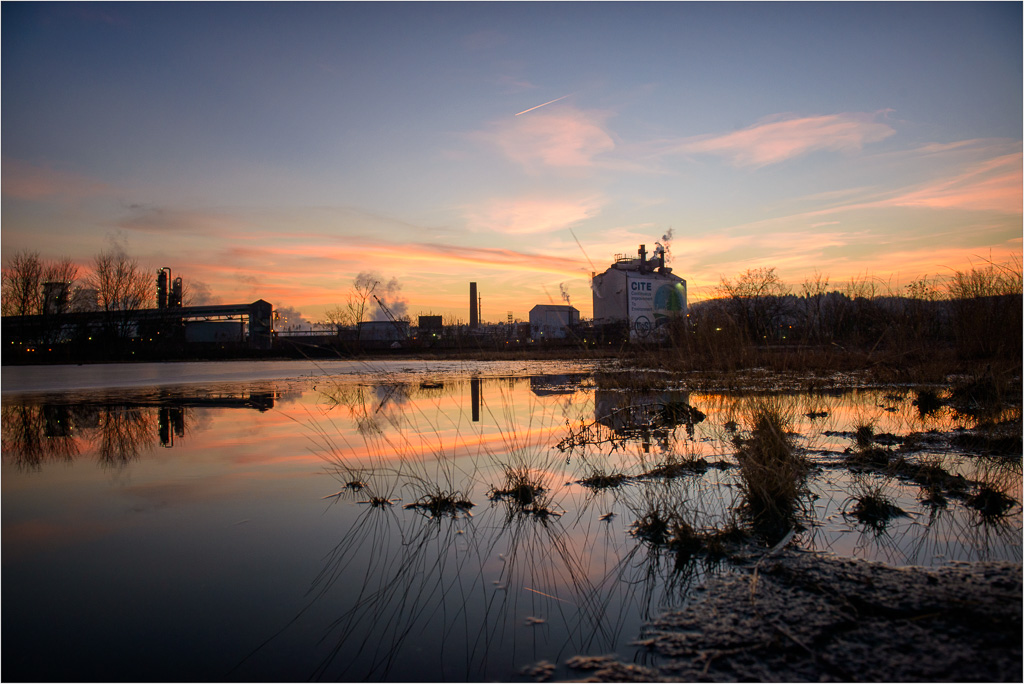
[656,262,1022,375]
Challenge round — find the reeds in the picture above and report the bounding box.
[733,398,809,538]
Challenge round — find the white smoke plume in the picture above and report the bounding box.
[372,276,409,322]
[275,305,313,331]
[187,279,216,306]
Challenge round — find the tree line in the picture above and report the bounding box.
[1,249,154,318]
[680,261,1023,362]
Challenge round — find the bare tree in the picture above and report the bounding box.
[323,305,354,328]
[348,271,379,325]
[2,250,44,316]
[800,271,830,343]
[42,257,79,313]
[88,250,153,339]
[325,272,381,327]
[718,267,791,342]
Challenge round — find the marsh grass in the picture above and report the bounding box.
[576,467,629,490]
[627,484,746,570]
[489,465,546,505]
[846,420,896,470]
[888,455,970,507]
[854,421,875,450]
[913,388,945,417]
[844,477,907,533]
[403,488,474,518]
[640,452,712,479]
[951,417,1023,457]
[966,485,1017,520]
[734,398,809,536]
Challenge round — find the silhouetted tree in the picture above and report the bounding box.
[2,251,44,316]
[718,267,791,343]
[88,250,153,340]
[325,272,381,327]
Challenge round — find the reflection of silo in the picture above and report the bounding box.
[469,282,478,329]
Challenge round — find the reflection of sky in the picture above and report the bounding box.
[2,370,1020,680]
[2,3,1020,322]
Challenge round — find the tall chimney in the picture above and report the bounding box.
[639,244,647,272]
[469,282,478,329]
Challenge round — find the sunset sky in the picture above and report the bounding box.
[2,2,1021,324]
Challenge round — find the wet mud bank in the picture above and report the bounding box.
[565,550,1022,682]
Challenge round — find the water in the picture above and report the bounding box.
[3,360,1020,681]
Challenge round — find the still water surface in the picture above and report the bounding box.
[3,360,1020,681]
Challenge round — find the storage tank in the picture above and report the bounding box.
[592,244,686,341]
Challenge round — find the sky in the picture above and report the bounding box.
[2,2,1021,325]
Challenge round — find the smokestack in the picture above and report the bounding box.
[469,282,478,329]
[157,268,169,309]
[638,244,647,273]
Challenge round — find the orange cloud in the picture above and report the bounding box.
[359,240,587,277]
[2,159,111,201]
[673,112,896,167]
[463,195,603,235]
[887,151,1022,214]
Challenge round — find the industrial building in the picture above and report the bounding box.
[529,304,580,339]
[591,244,686,340]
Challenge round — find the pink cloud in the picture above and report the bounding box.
[673,112,896,167]
[463,196,602,235]
[2,159,111,201]
[474,107,615,170]
[887,151,1022,214]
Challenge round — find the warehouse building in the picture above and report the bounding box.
[529,304,580,339]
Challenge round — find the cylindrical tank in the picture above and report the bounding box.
[170,277,183,307]
[157,269,169,309]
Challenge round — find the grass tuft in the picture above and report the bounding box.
[734,399,808,536]
[966,485,1017,520]
[844,480,906,532]
[576,468,629,490]
[403,490,474,518]
[913,388,944,416]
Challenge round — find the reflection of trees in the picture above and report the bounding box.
[94,407,157,468]
[318,382,411,437]
[1,400,198,470]
[1,404,79,470]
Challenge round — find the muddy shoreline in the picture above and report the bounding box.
[562,549,1022,682]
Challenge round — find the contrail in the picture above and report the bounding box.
[515,93,572,116]
[570,228,596,272]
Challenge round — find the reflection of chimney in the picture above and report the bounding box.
[469,282,478,329]
[471,376,480,422]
